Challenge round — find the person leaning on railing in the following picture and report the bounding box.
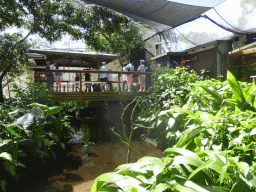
[99,62,108,91]
[83,69,91,92]
[55,66,62,92]
[107,69,113,91]
[45,60,57,92]
[137,60,146,92]
[75,72,80,92]
[127,62,134,92]
[122,63,128,91]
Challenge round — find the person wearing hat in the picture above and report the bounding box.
[45,60,57,92]
[99,62,108,91]
[127,62,134,92]
[137,60,146,92]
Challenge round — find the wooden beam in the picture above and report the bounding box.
[51,92,144,102]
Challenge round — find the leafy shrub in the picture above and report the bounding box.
[138,67,204,150]
[11,83,55,109]
[92,148,256,191]
[91,70,256,191]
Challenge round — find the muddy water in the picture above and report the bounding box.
[25,140,163,192]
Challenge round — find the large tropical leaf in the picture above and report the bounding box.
[91,172,146,192]
[243,83,255,104]
[200,85,223,104]
[175,127,202,148]
[12,113,34,129]
[2,124,22,136]
[47,106,63,116]
[164,148,202,163]
[116,162,148,173]
[227,71,245,104]
[150,183,171,192]
[29,103,49,111]
[0,152,12,161]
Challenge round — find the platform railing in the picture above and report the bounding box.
[35,69,153,93]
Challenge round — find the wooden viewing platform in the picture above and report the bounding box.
[25,49,153,102]
[26,68,152,102]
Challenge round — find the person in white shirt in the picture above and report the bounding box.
[127,63,134,92]
[45,60,57,92]
[99,62,108,91]
[137,60,146,92]
[107,69,113,91]
[122,63,128,91]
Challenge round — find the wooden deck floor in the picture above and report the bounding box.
[51,91,145,102]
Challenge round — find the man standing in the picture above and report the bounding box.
[122,63,128,91]
[107,69,113,91]
[127,62,134,92]
[99,62,108,91]
[45,60,57,92]
[137,60,146,92]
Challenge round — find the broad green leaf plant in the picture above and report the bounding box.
[91,70,256,191]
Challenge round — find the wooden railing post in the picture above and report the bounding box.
[79,72,82,92]
[118,73,121,92]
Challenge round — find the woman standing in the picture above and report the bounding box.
[45,60,57,93]
[75,72,80,92]
[55,66,62,92]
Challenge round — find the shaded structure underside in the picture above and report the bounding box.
[26,49,118,68]
[83,0,226,38]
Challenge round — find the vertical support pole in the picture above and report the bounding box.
[118,73,121,92]
[80,72,82,92]
[34,70,37,83]
[150,74,152,89]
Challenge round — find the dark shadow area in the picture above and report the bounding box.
[58,173,84,183]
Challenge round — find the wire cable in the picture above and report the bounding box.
[213,8,248,34]
[202,15,247,35]
[160,32,171,52]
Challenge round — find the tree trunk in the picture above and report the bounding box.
[0,80,4,103]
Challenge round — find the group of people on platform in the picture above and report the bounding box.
[45,59,150,93]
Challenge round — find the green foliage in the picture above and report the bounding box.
[0,101,75,191]
[91,70,256,191]
[238,0,256,27]
[92,148,256,191]
[0,33,31,102]
[69,5,146,64]
[0,86,78,192]
[0,0,81,102]
[11,83,55,109]
[138,67,203,150]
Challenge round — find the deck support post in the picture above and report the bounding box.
[118,74,121,92]
[79,72,82,92]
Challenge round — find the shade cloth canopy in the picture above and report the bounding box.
[83,0,226,35]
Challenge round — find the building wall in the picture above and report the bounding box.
[189,48,218,79]
[217,41,233,80]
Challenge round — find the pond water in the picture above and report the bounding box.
[23,140,163,192]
